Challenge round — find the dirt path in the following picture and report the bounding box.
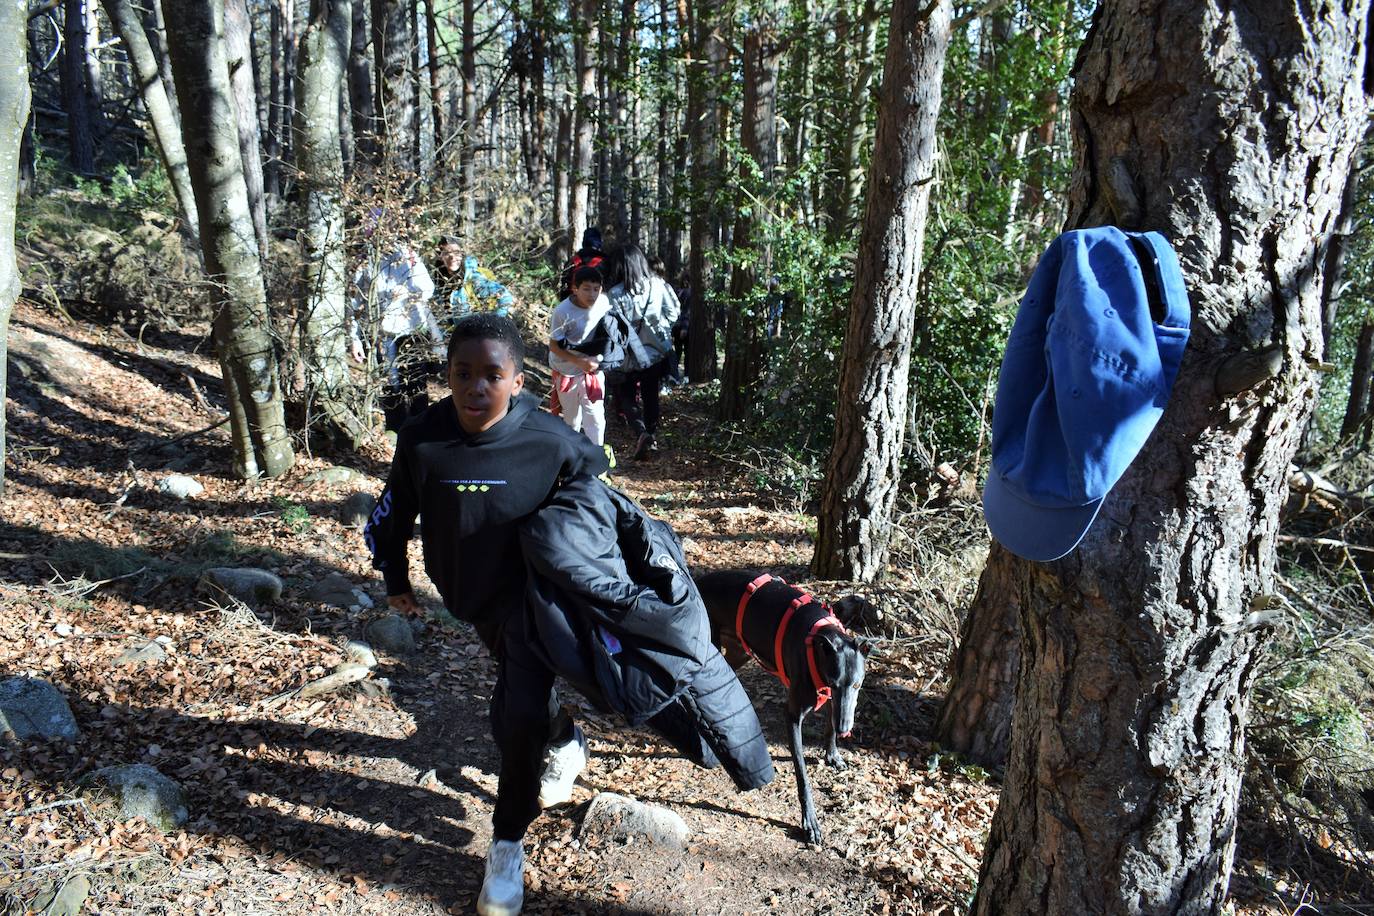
[1,302,1298,914]
[0,302,989,915]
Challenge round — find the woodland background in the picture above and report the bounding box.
[0,0,1373,913]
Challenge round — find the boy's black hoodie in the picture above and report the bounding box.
[364,392,609,629]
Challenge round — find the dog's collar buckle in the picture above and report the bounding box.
[813,685,832,710]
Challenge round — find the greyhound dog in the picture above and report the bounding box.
[694,569,873,844]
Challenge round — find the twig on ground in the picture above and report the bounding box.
[129,414,230,456]
[43,567,148,598]
[1277,534,1374,555]
[3,798,90,819]
[262,663,371,709]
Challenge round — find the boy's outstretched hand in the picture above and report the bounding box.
[388,592,422,615]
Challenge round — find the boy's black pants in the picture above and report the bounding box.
[614,357,669,437]
[474,615,573,842]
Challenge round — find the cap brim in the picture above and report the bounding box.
[982,471,1103,563]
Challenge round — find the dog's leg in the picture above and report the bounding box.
[787,705,822,845]
[824,707,846,770]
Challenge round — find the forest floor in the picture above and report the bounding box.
[1,297,1370,914]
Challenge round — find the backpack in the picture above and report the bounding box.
[559,248,606,299]
[562,306,650,376]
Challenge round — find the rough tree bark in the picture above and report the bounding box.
[811,0,951,582]
[423,0,443,159]
[550,102,571,264]
[568,0,597,247]
[347,0,374,163]
[718,26,781,422]
[934,540,1020,768]
[101,0,200,239]
[685,0,726,382]
[960,2,1372,912]
[372,0,416,175]
[264,0,295,200]
[1341,321,1374,442]
[164,0,295,480]
[61,0,96,174]
[459,0,476,226]
[0,0,31,500]
[296,0,365,447]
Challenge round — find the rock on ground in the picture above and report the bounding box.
[304,466,367,487]
[114,638,167,667]
[579,792,691,849]
[29,874,90,916]
[339,491,376,529]
[309,572,361,607]
[365,614,417,655]
[157,474,204,499]
[344,641,378,668]
[197,568,283,607]
[0,677,80,742]
[84,764,188,832]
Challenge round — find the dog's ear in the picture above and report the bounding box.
[832,595,883,631]
[857,636,875,658]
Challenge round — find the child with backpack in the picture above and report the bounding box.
[558,227,605,299]
[548,266,612,446]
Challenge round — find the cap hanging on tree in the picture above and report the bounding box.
[982,227,1192,562]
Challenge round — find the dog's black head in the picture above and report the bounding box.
[812,627,871,738]
[830,594,884,631]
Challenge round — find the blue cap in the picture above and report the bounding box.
[983,228,1191,562]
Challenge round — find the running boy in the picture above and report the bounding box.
[363,313,609,914]
[548,266,611,446]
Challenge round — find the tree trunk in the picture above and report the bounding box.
[459,0,476,226]
[164,0,295,480]
[148,0,179,127]
[61,0,96,174]
[811,0,951,583]
[935,542,1020,768]
[964,2,1372,912]
[653,0,672,264]
[719,26,780,422]
[83,0,103,108]
[264,0,293,200]
[528,0,549,201]
[0,0,31,501]
[101,0,200,238]
[551,102,571,264]
[830,0,879,236]
[568,0,597,247]
[296,0,365,446]
[223,0,269,258]
[685,0,725,382]
[372,0,416,176]
[410,0,430,176]
[1343,322,1374,442]
[424,0,443,159]
[347,0,374,162]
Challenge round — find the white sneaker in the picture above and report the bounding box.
[537,725,587,808]
[476,839,524,916]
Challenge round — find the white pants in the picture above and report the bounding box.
[556,372,606,446]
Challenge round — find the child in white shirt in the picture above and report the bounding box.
[548,266,611,446]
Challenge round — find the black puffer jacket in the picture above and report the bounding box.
[513,477,774,792]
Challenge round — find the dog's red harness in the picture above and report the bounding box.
[734,573,847,711]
